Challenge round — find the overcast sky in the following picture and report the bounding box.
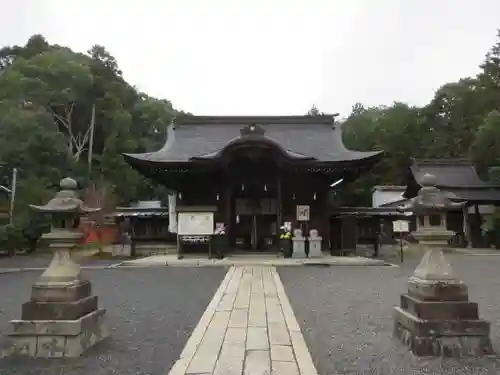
[2,0,499,116]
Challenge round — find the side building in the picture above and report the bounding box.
[123,115,382,252]
[403,158,500,248]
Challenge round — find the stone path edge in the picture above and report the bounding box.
[167,266,236,375]
[0,268,22,274]
[118,261,393,268]
[272,268,319,375]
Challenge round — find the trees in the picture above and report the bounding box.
[339,29,500,203]
[421,78,486,158]
[0,36,178,231]
[2,29,500,222]
[0,48,96,163]
[342,102,423,185]
[470,110,500,176]
[307,105,321,116]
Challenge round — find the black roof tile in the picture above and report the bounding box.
[410,158,489,187]
[125,115,381,163]
[407,158,500,202]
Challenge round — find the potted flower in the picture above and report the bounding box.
[279,226,293,258]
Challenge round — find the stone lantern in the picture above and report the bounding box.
[3,177,110,358]
[393,173,493,357]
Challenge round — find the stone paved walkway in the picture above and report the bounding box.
[168,266,318,375]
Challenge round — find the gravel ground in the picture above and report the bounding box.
[0,254,122,269]
[279,254,500,375]
[0,267,228,375]
[0,254,54,269]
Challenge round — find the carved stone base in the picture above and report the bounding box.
[20,279,97,321]
[394,280,493,357]
[30,279,92,303]
[3,308,109,358]
[308,241,323,258]
[394,307,493,357]
[292,242,306,258]
[400,293,479,320]
[21,295,99,320]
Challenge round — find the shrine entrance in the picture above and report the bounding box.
[124,115,384,259]
[225,152,281,252]
[231,190,279,251]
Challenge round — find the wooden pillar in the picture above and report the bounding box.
[277,174,282,229]
[474,204,482,248]
[463,203,471,248]
[225,181,232,248]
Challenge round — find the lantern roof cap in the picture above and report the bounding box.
[30,177,101,214]
[408,173,466,213]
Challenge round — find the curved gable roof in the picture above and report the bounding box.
[124,115,382,164]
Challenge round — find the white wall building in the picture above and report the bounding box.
[372,186,406,208]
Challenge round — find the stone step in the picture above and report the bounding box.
[400,294,479,320]
[394,307,490,337]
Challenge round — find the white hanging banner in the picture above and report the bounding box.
[168,194,177,233]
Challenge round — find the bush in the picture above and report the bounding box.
[483,207,500,249]
[0,224,25,255]
[0,216,50,255]
[21,216,51,253]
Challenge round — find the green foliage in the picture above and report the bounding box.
[0,36,180,228]
[307,105,321,116]
[3,29,500,218]
[488,167,500,184]
[0,224,24,254]
[470,111,500,175]
[341,29,500,203]
[486,164,500,246]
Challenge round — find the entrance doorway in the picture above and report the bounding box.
[233,212,277,251]
[231,194,278,251]
[224,152,281,252]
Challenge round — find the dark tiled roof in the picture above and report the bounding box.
[124,115,381,163]
[331,206,406,217]
[410,158,489,187]
[446,188,500,202]
[408,158,500,202]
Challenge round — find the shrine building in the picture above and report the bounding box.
[123,115,382,252]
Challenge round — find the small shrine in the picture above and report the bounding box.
[114,200,173,256]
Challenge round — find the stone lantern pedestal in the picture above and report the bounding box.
[393,174,493,357]
[2,178,110,358]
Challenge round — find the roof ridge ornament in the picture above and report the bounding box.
[240,123,265,137]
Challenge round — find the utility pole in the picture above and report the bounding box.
[8,168,17,224]
[87,103,96,178]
